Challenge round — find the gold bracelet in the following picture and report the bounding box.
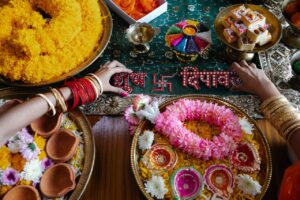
[260,95,286,111]
[50,88,67,113]
[280,116,300,135]
[36,93,56,116]
[261,97,289,114]
[263,101,290,119]
[269,105,296,124]
[88,73,103,95]
[271,111,299,131]
[84,77,99,98]
[283,121,300,140]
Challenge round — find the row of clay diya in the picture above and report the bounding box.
[142,142,261,199]
[3,113,80,200]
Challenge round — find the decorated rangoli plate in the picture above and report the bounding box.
[130,95,272,200]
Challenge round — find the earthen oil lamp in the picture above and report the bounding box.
[3,185,40,200]
[46,129,79,163]
[31,112,63,138]
[40,163,76,198]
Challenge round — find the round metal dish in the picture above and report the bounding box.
[0,88,95,200]
[214,4,282,53]
[0,0,112,87]
[131,95,272,200]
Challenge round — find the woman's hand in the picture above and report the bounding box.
[231,60,280,101]
[94,60,132,96]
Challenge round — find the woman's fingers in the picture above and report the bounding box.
[110,66,133,75]
[239,60,249,68]
[230,62,246,76]
[106,60,126,68]
[107,86,128,97]
[250,63,256,68]
[0,99,22,115]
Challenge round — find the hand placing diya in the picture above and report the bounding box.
[283,0,300,49]
[165,20,212,62]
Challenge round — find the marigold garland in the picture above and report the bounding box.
[11,154,26,172]
[155,99,242,160]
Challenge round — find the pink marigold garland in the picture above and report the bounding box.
[154,99,242,160]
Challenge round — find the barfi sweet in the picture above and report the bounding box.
[222,4,272,50]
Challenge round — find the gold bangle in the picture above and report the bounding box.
[50,88,67,113]
[88,73,103,95]
[260,95,286,111]
[263,102,290,119]
[271,112,298,131]
[36,93,56,116]
[283,121,300,140]
[269,106,296,124]
[279,113,300,133]
[84,77,99,98]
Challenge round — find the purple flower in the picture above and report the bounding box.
[1,168,20,186]
[17,128,33,144]
[20,142,40,161]
[41,158,54,170]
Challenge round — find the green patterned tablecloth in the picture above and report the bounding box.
[84,0,261,95]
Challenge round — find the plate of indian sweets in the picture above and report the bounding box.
[0,88,95,200]
[215,4,282,53]
[0,0,112,87]
[129,95,272,200]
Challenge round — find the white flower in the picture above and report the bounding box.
[145,176,168,199]
[239,117,254,135]
[138,130,154,151]
[7,135,20,153]
[236,174,261,196]
[136,101,160,124]
[21,159,44,183]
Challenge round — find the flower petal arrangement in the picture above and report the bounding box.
[126,95,269,200]
[0,105,85,199]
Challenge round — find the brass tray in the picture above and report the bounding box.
[0,88,95,200]
[0,0,112,87]
[215,4,282,53]
[131,95,272,200]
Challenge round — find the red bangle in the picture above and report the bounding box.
[64,78,98,110]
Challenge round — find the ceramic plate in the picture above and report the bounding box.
[214,4,282,53]
[131,95,272,200]
[0,88,95,200]
[0,0,112,87]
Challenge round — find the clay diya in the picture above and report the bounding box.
[30,112,63,138]
[46,129,79,163]
[170,167,204,199]
[3,185,40,200]
[149,144,177,170]
[40,163,76,198]
[204,164,234,199]
[230,141,261,173]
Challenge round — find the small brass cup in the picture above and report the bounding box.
[126,23,160,54]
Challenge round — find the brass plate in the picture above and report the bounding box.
[0,88,95,200]
[0,0,112,87]
[214,4,282,53]
[131,95,272,200]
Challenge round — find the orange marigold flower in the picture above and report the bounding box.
[11,153,26,172]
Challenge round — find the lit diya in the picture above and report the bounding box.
[148,144,177,170]
[165,19,212,62]
[170,167,204,199]
[230,141,261,173]
[204,164,233,199]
